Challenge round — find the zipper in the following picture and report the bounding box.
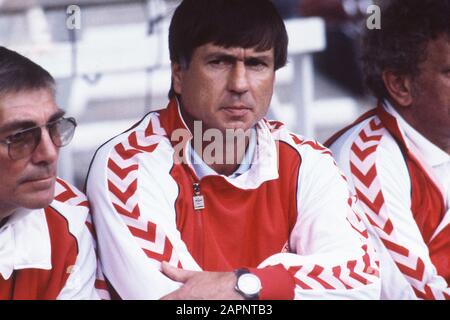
[192,181,205,265]
[192,182,205,210]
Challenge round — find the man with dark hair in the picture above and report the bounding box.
[326,0,450,299]
[87,0,380,299]
[0,46,99,299]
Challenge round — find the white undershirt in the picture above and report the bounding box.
[189,127,257,179]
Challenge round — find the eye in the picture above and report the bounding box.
[245,59,268,70]
[208,59,228,67]
[8,130,29,142]
[207,55,236,68]
[5,129,37,148]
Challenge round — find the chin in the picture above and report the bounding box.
[23,199,54,210]
[20,191,55,210]
[223,122,253,132]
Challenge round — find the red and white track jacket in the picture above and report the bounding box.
[327,102,450,300]
[86,99,380,300]
[0,179,99,300]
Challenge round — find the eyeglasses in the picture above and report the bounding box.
[0,117,77,160]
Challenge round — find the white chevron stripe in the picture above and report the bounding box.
[119,212,145,228]
[108,188,139,208]
[296,272,326,289]
[338,267,369,288]
[353,179,382,201]
[372,117,382,126]
[133,226,167,254]
[110,149,141,166]
[108,169,139,189]
[408,275,431,289]
[109,175,139,191]
[348,120,444,298]
[360,204,392,232]
[54,181,66,196]
[350,153,378,174]
[353,256,371,279]
[362,126,384,137]
[292,264,323,287]
[388,250,419,267]
[150,114,167,136]
[135,131,164,146]
[321,271,349,289]
[354,136,381,150]
[367,118,385,132]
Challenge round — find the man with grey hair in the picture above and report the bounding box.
[0,46,99,299]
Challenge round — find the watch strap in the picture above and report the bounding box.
[234,268,260,300]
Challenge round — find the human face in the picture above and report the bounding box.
[407,35,450,150]
[0,89,61,218]
[172,43,276,133]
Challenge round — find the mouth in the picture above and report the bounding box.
[21,175,55,185]
[21,176,55,192]
[221,105,252,117]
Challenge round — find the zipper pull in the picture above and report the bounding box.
[192,183,205,210]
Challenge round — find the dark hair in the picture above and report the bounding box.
[168,0,288,98]
[0,46,55,98]
[362,0,450,100]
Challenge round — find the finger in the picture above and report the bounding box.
[161,261,197,282]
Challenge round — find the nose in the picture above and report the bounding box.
[30,128,59,165]
[227,61,249,95]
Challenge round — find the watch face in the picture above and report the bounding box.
[238,273,261,295]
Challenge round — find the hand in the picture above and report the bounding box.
[160,262,243,300]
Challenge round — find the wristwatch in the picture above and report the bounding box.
[234,268,262,300]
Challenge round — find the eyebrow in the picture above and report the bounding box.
[205,52,273,64]
[0,109,66,135]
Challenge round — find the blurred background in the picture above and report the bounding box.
[0,0,377,189]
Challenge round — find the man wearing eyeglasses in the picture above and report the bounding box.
[0,46,99,299]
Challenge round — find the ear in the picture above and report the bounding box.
[171,62,184,96]
[382,70,414,107]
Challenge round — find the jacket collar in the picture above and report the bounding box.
[158,99,279,189]
[377,101,447,207]
[383,100,450,168]
[190,127,257,179]
[0,207,52,280]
